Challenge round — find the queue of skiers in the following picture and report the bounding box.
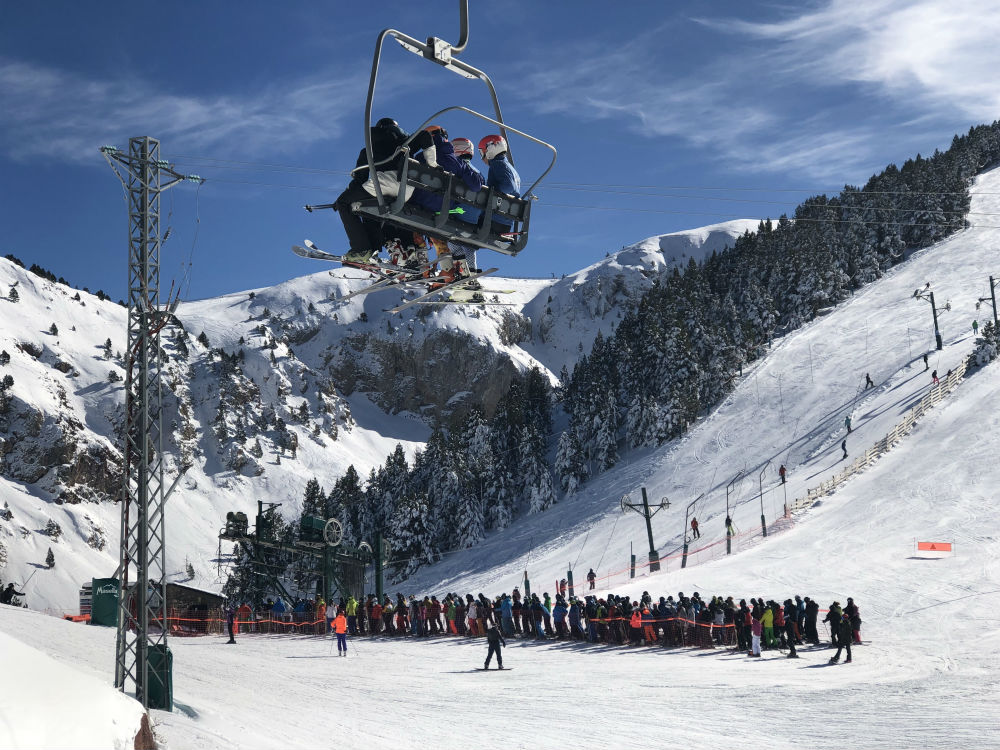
[231,588,861,661]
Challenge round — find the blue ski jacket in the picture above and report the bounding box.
[485,154,521,229]
[410,134,484,213]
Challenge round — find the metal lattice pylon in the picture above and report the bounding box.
[102,137,201,709]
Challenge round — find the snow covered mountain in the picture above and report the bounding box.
[0,220,755,613]
[1,172,998,748]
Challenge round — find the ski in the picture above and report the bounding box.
[387,269,498,314]
[476,667,512,671]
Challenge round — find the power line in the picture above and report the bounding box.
[167,153,1000,197]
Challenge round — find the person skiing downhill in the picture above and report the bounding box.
[865,373,874,389]
[484,623,506,669]
[690,517,700,540]
[844,415,852,433]
[587,569,597,590]
[841,440,848,460]
[778,464,787,484]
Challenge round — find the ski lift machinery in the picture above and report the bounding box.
[335,0,557,256]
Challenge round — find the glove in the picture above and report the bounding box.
[412,129,434,151]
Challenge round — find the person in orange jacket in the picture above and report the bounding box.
[629,606,643,646]
[334,608,348,656]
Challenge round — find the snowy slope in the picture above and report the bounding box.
[520,219,757,375]
[0,191,997,744]
[404,167,1000,598]
[0,607,144,749]
[0,218,755,614]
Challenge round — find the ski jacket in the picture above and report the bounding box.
[630,611,642,629]
[346,597,358,616]
[350,124,411,183]
[501,598,513,618]
[760,609,774,627]
[410,134,484,213]
[774,607,785,627]
[468,601,478,619]
[334,614,347,634]
[326,604,336,619]
[553,603,568,623]
[784,603,797,625]
[486,626,506,646]
[485,154,521,229]
[838,616,853,641]
[454,159,484,224]
[751,618,762,637]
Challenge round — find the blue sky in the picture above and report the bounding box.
[1,0,998,301]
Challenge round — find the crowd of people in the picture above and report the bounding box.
[232,588,863,661]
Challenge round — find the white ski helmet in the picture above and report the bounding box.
[452,137,474,158]
[478,134,507,161]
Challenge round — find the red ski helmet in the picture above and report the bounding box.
[478,134,507,161]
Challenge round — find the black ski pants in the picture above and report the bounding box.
[485,642,503,668]
[336,180,383,254]
[832,640,852,662]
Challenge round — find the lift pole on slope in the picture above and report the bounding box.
[621,488,669,573]
[913,286,946,351]
[102,138,202,710]
[977,276,998,327]
[758,461,771,538]
[726,471,744,555]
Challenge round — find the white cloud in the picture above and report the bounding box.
[710,0,1000,122]
[514,1,1000,182]
[0,58,366,164]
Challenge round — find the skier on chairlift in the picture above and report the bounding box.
[338,119,435,264]
[478,135,521,234]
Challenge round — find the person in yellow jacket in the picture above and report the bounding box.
[346,596,358,635]
[334,609,349,656]
[759,603,776,648]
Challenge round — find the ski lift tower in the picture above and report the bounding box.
[101,137,202,709]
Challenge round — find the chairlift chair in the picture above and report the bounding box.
[317,0,557,257]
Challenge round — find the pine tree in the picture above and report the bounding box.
[250,438,264,459]
[45,547,55,568]
[49,322,58,336]
[388,493,435,580]
[554,427,588,495]
[518,424,556,514]
[8,287,18,303]
[302,477,325,517]
[0,350,9,366]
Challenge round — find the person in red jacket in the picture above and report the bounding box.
[690,517,700,540]
[334,609,348,656]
